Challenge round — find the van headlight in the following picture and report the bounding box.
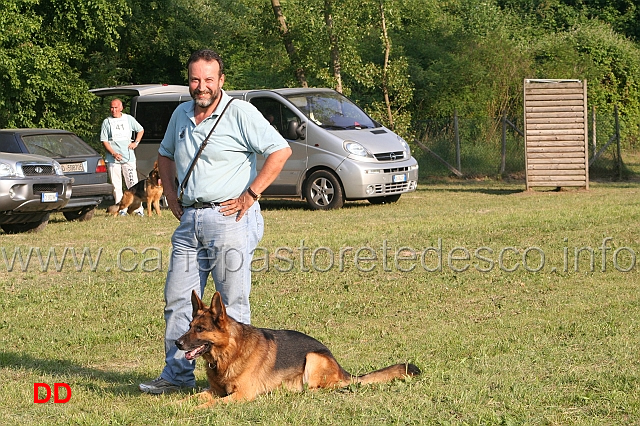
[398,136,411,158]
[344,141,373,158]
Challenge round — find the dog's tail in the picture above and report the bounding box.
[352,363,420,385]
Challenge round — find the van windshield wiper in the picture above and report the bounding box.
[321,124,348,130]
[321,123,372,130]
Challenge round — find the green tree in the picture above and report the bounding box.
[110,0,292,90]
[0,0,127,140]
[264,0,415,136]
[497,0,640,41]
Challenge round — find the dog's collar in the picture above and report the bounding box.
[207,361,217,370]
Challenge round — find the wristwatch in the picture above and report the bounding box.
[247,186,261,201]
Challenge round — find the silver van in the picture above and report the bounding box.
[90,85,418,210]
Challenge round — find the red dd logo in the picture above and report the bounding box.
[34,383,72,403]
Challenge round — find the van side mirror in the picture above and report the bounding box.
[287,120,305,140]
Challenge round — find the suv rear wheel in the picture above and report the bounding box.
[303,170,344,210]
[63,206,96,222]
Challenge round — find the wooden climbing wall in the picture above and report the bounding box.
[524,79,589,190]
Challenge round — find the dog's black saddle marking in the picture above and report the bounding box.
[262,329,333,372]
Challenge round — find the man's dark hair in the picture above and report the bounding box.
[187,49,224,75]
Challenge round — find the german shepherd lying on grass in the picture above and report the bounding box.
[176,290,420,408]
[107,161,163,217]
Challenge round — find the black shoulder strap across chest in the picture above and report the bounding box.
[178,98,235,203]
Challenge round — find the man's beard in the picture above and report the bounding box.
[191,87,220,108]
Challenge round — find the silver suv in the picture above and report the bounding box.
[0,152,73,233]
[0,129,113,221]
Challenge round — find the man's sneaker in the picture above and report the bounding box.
[138,377,183,395]
[118,210,127,216]
[135,211,144,217]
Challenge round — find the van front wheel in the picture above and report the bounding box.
[304,170,344,210]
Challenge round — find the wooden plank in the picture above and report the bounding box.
[525,82,582,90]
[527,135,585,141]
[526,147,585,153]
[527,140,586,147]
[526,112,584,119]
[526,129,585,135]
[525,99,583,104]
[528,181,587,187]
[528,163,585,170]
[527,158,587,164]
[527,117,584,124]
[526,101,584,109]
[526,88,585,95]
[527,152,586,159]
[526,133,585,139]
[526,106,585,112]
[528,172,587,179]
[527,123,585,130]
[526,95,584,102]
[527,169,586,176]
[529,175,586,181]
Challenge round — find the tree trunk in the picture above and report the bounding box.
[379,0,394,129]
[270,0,308,87]
[324,0,342,93]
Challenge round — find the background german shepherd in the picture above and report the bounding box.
[107,161,163,217]
[176,291,420,408]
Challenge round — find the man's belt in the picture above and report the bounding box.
[182,201,224,209]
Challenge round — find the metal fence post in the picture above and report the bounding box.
[615,105,621,180]
[501,113,507,175]
[454,109,461,172]
[591,105,597,158]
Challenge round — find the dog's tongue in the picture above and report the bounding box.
[158,178,161,186]
[185,344,207,360]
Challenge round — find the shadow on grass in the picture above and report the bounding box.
[415,180,525,195]
[259,198,371,211]
[426,186,524,195]
[1,351,163,397]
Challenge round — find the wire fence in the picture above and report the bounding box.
[413,108,631,180]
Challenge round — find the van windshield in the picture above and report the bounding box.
[284,91,378,130]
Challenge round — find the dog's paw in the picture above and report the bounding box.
[178,390,217,408]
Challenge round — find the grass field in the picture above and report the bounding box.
[1,178,640,425]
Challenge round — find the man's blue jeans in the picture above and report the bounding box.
[160,203,264,387]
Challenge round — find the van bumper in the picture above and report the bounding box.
[335,156,419,200]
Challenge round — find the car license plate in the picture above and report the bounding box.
[41,192,59,203]
[61,162,86,173]
[393,173,407,183]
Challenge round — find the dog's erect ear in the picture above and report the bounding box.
[210,291,227,320]
[153,160,158,168]
[191,290,206,317]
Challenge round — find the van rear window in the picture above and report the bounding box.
[135,101,181,140]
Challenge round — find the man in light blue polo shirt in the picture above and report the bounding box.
[139,49,291,395]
